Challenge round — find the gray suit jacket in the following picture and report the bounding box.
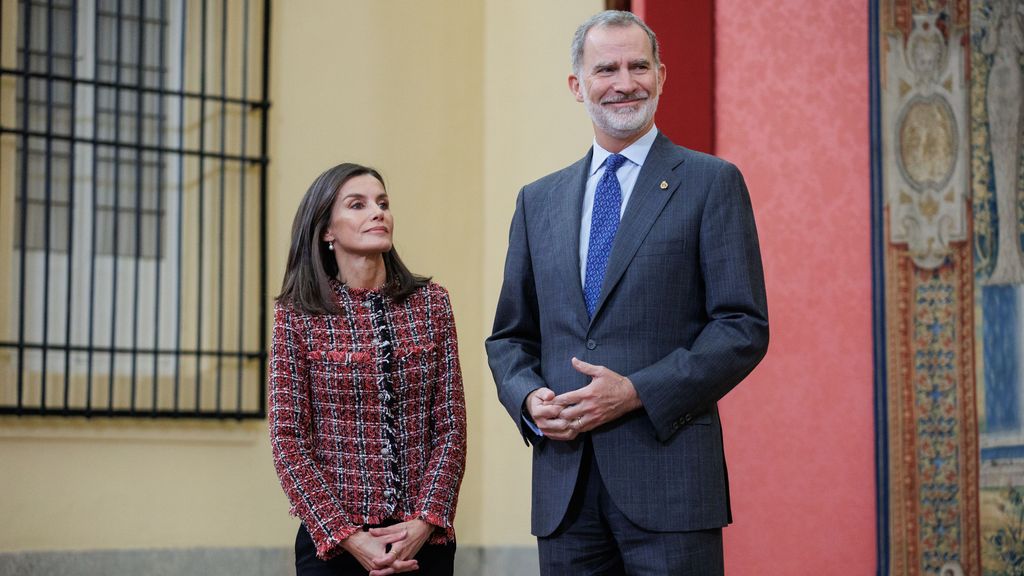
[486,132,769,537]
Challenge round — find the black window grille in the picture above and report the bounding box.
[0,0,271,419]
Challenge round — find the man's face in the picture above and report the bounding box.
[569,24,666,143]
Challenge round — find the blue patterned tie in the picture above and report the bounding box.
[584,153,627,317]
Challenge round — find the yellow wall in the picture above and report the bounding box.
[0,0,15,394]
[0,0,601,553]
[480,1,600,545]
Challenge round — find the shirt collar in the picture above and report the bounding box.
[589,125,659,175]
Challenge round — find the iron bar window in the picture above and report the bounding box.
[0,0,271,419]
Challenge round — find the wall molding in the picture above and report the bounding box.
[0,545,540,576]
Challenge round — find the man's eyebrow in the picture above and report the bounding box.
[591,58,651,71]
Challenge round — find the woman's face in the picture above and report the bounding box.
[323,174,393,258]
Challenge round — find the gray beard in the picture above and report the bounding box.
[584,92,659,140]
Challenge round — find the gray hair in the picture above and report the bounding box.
[570,10,660,77]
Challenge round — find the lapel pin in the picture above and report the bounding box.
[659,180,669,190]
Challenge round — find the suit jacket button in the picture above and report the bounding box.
[586,339,597,350]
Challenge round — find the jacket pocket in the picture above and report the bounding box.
[634,239,684,257]
[306,348,372,364]
[305,348,374,401]
[394,342,435,360]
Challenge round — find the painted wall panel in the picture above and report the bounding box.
[716,1,877,574]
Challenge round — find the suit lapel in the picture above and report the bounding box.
[552,150,593,328]
[591,134,687,322]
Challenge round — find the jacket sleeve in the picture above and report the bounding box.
[628,162,770,441]
[485,188,547,444]
[267,301,359,560]
[414,286,468,530]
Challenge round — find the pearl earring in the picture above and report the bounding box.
[328,240,334,251]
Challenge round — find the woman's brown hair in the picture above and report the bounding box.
[277,163,429,314]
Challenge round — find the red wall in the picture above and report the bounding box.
[645,0,877,573]
[715,1,876,573]
[639,0,715,153]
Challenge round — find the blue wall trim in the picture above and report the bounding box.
[982,286,1020,432]
[981,445,1024,461]
[869,0,890,574]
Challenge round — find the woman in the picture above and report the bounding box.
[269,163,466,576]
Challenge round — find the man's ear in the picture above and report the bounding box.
[568,75,584,103]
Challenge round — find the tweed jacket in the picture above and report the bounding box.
[269,281,466,560]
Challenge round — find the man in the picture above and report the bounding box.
[485,10,769,576]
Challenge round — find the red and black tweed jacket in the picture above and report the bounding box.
[269,281,466,561]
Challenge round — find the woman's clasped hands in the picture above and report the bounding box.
[340,519,434,576]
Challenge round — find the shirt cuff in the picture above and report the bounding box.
[521,409,544,437]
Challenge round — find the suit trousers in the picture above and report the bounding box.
[537,439,724,576]
[294,523,455,576]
